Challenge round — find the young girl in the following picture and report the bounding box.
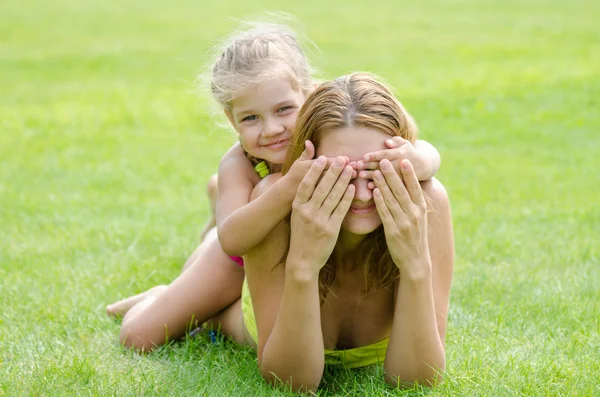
[107,22,442,351]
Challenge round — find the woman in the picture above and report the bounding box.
[236,72,454,392]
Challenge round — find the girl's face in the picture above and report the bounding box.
[226,77,307,164]
[317,125,391,235]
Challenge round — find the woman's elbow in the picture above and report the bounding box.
[384,362,446,389]
[259,365,321,394]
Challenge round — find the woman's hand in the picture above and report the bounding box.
[284,141,352,199]
[287,156,355,277]
[372,158,431,279]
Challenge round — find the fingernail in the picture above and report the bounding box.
[334,157,344,167]
[317,156,326,165]
[359,171,367,178]
[373,188,381,197]
[381,160,391,170]
[364,155,370,162]
[402,160,411,170]
[374,170,382,180]
[344,166,352,175]
[386,139,394,145]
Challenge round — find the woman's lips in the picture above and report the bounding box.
[349,204,375,214]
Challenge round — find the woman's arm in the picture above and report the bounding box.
[217,142,319,257]
[372,159,453,387]
[245,156,354,393]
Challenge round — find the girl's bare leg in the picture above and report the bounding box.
[205,298,254,348]
[107,201,221,318]
[119,231,245,351]
[199,174,218,241]
[106,285,168,318]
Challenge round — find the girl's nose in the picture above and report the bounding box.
[262,117,285,137]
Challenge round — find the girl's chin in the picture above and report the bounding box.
[256,147,288,164]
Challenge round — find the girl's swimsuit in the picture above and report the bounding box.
[228,161,270,267]
[235,160,390,367]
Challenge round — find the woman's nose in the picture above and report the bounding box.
[352,178,373,202]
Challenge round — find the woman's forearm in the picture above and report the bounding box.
[218,176,295,257]
[259,262,325,392]
[384,265,445,388]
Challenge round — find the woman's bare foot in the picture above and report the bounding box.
[106,285,168,318]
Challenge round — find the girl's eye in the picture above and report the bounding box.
[241,115,257,122]
[277,106,293,113]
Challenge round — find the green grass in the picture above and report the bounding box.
[1,0,599,395]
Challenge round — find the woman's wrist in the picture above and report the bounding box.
[396,257,432,282]
[285,256,320,283]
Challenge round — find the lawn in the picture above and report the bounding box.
[1,0,599,395]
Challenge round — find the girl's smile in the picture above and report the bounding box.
[226,76,307,164]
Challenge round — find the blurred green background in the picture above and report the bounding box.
[1,0,599,395]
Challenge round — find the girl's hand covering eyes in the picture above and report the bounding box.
[287,156,355,276]
[372,159,431,279]
[356,137,422,180]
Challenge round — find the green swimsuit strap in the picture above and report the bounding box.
[254,161,269,179]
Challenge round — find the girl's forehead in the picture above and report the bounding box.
[317,126,390,162]
[231,77,304,113]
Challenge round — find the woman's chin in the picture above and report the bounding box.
[341,216,382,235]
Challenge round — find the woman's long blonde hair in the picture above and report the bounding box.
[282,72,419,299]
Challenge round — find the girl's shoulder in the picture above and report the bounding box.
[220,142,247,163]
[218,143,261,185]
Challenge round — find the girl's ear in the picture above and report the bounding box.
[224,109,236,129]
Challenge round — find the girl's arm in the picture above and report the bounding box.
[245,157,354,393]
[413,139,441,180]
[216,144,298,257]
[357,138,441,182]
[217,141,334,257]
[371,160,453,387]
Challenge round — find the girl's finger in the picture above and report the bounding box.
[295,156,327,204]
[373,188,398,232]
[298,140,315,161]
[400,160,426,207]
[356,161,379,170]
[320,165,353,214]
[363,149,398,163]
[373,170,404,223]
[367,181,375,190]
[380,159,413,213]
[330,184,355,224]
[385,136,409,148]
[310,156,347,208]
